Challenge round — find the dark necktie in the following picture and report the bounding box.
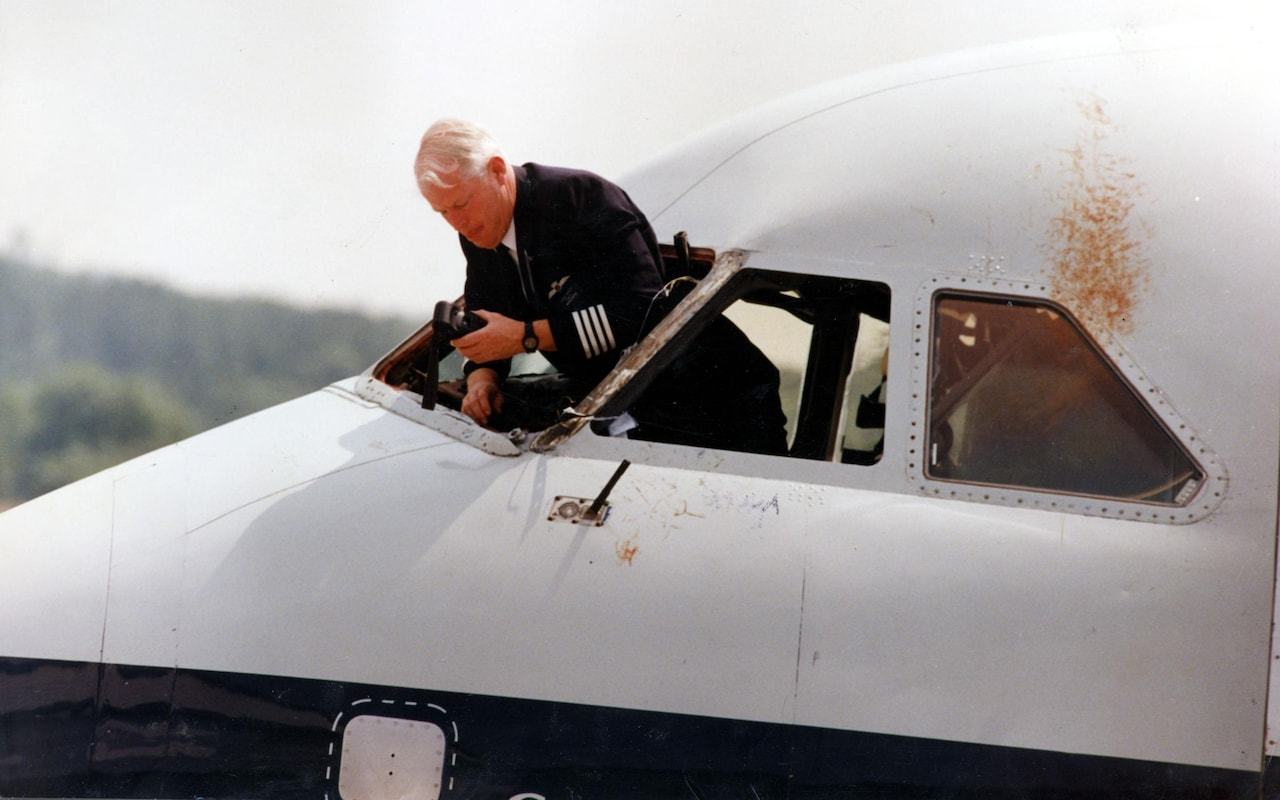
[496,243,535,305]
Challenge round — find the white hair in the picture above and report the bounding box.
[414,118,503,188]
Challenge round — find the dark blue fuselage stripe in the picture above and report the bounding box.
[0,656,1264,799]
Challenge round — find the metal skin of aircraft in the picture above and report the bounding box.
[1,24,1277,800]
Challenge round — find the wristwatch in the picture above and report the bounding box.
[522,320,539,353]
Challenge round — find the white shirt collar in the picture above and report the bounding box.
[500,218,517,256]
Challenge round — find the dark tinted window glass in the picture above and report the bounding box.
[927,295,1202,504]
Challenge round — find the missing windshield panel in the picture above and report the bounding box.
[370,239,717,435]
[372,249,892,464]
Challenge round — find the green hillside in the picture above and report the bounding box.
[0,255,420,503]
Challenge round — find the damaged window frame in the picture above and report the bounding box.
[368,248,891,465]
[365,249,751,451]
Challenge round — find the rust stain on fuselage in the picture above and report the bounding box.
[1046,95,1150,336]
[616,540,638,566]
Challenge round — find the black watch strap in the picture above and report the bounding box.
[522,320,538,353]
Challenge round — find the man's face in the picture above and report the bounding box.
[421,156,514,250]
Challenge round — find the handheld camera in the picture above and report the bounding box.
[432,300,486,341]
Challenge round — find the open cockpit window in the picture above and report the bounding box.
[372,244,890,464]
[586,266,891,462]
[377,327,570,430]
[926,293,1203,504]
[371,240,723,434]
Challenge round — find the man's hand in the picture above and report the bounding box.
[462,367,504,426]
[453,310,523,363]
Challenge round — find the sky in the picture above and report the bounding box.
[0,0,1267,318]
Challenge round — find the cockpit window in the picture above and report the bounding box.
[926,293,1203,504]
[596,267,891,462]
[373,247,891,464]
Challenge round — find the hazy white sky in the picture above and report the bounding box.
[0,0,1263,317]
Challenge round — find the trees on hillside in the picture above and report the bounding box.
[1,364,198,502]
[0,256,416,425]
[0,256,418,505]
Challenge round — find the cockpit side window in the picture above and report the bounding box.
[926,293,1203,504]
[597,267,891,463]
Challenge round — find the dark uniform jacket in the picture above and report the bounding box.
[461,163,787,455]
[460,163,664,385]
